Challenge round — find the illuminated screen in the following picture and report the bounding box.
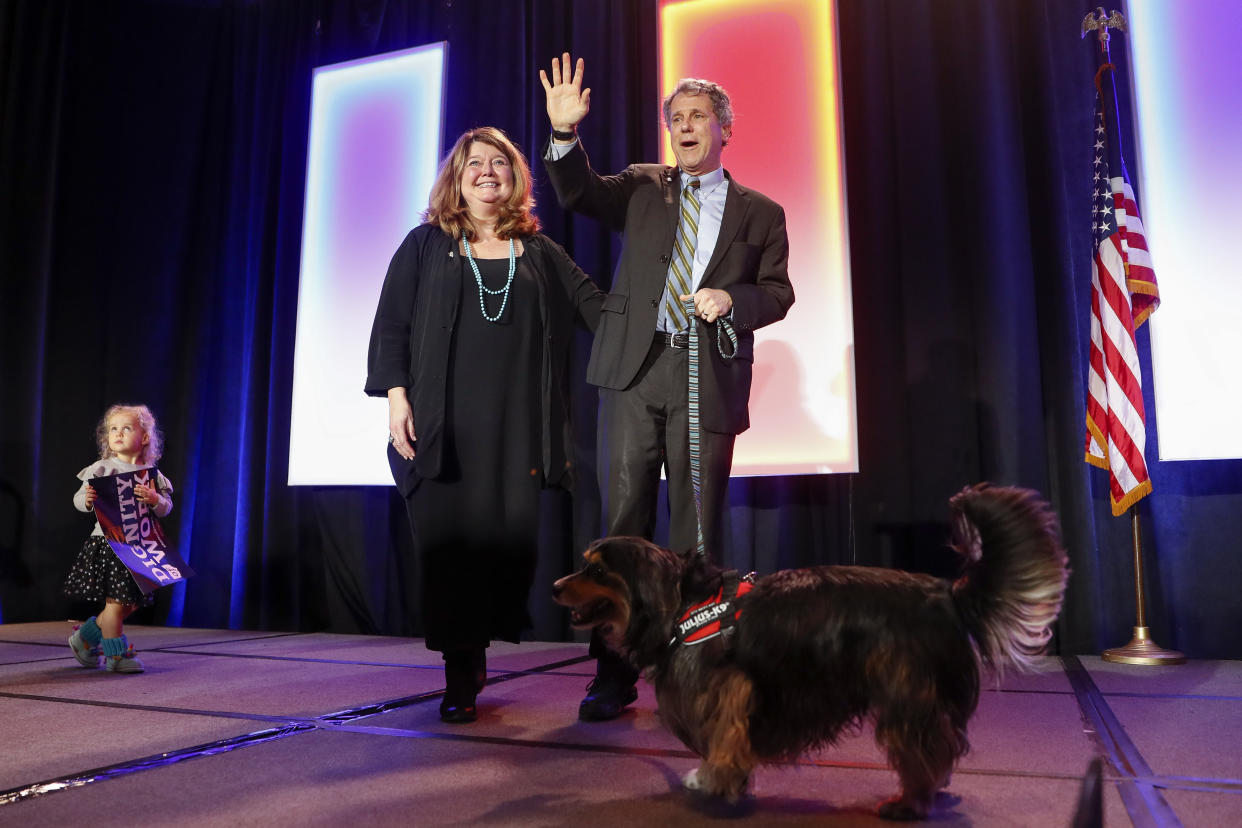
[660,0,858,474]
[288,43,446,485]
[1126,1,1242,461]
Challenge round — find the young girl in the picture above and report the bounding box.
[65,404,174,674]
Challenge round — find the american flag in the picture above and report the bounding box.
[1084,56,1160,516]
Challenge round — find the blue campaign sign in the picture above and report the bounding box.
[90,467,194,595]
[105,540,193,595]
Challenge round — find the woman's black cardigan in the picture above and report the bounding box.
[365,223,604,491]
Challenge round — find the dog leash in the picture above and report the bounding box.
[684,298,738,559]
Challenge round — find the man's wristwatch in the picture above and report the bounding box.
[551,127,577,142]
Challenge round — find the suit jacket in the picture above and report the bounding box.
[544,140,793,435]
[364,224,604,490]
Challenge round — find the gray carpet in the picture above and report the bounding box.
[2,622,1239,826]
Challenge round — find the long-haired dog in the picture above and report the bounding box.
[552,484,1069,819]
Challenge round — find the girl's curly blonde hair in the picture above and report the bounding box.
[95,404,163,465]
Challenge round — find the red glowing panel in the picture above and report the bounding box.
[661,0,857,474]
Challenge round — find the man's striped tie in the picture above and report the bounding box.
[665,177,701,330]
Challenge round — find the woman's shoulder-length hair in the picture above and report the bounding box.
[423,127,540,241]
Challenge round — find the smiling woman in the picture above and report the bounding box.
[460,143,514,214]
[364,127,605,724]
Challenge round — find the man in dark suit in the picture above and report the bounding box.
[541,54,794,720]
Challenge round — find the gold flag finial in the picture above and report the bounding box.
[1082,8,1127,50]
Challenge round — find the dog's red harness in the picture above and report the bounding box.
[672,571,754,646]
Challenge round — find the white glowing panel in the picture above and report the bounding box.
[660,0,858,475]
[1127,2,1242,461]
[289,43,446,485]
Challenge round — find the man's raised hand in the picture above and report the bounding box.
[540,52,591,134]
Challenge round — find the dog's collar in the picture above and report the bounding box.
[670,570,754,647]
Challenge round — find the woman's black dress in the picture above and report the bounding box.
[408,253,543,652]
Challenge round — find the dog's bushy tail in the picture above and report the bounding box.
[949,483,1069,672]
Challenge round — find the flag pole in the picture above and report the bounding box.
[1101,507,1184,665]
[1081,7,1184,667]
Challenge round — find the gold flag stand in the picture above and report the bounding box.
[1101,509,1184,665]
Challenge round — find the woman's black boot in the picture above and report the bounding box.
[440,648,484,723]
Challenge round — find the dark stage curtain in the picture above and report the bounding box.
[2,0,1239,658]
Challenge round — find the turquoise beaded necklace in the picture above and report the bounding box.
[462,235,516,323]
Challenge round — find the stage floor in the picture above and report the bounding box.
[2,622,1239,826]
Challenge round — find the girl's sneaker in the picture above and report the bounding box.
[105,645,145,674]
[68,628,101,668]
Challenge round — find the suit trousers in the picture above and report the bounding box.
[588,339,736,675]
[597,339,736,558]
